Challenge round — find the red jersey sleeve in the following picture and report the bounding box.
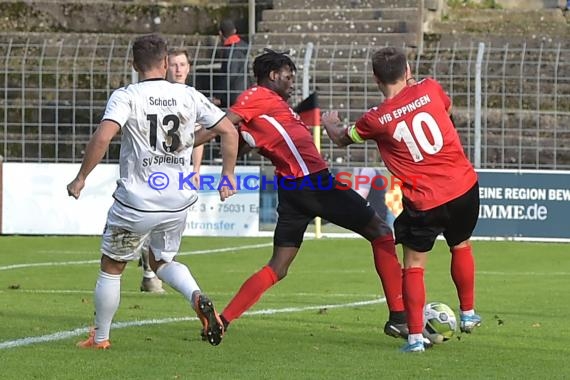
[353,108,380,141]
[229,87,266,123]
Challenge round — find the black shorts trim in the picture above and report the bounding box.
[394,182,480,252]
[273,170,375,247]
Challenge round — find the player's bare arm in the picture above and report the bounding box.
[322,110,354,147]
[192,145,204,171]
[194,127,217,147]
[66,120,120,199]
[225,110,243,125]
[193,109,242,147]
[209,116,239,201]
[191,144,204,187]
[224,110,254,157]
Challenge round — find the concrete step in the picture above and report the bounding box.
[273,0,420,10]
[0,31,214,46]
[258,20,417,34]
[0,32,219,62]
[281,44,418,60]
[252,32,418,48]
[261,8,419,22]
[270,45,379,59]
[0,1,250,34]
[310,94,382,121]
[311,81,379,94]
[309,63,373,78]
[318,93,378,107]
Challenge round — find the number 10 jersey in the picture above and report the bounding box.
[354,78,477,211]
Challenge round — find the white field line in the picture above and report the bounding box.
[290,270,570,276]
[477,271,570,276]
[0,298,385,350]
[0,289,380,298]
[0,259,101,271]
[0,242,273,271]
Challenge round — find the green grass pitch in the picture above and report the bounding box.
[1,236,569,379]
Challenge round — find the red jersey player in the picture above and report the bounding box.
[212,49,408,343]
[323,46,482,353]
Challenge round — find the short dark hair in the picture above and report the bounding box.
[371,47,407,85]
[219,19,236,38]
[253,49,296,83]
[168,48,190,64]
[133,34,168,72]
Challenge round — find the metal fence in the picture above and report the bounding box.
[1,34,569,170]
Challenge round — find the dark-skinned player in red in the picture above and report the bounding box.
[214,49,408,343]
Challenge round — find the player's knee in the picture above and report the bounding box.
[101,255,127,275]
[266,261,289,280]
[362,213,393,241]
[272,266,288,280]
[269,244,299,280]
[403,251,427,269]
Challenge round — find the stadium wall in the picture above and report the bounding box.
[0,156,3,234]
[1,38,569,170]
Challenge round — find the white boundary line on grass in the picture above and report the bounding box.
[0,298,385,350]
[0,289,380,298]
[8,239,569,273]
[0,242,274,271]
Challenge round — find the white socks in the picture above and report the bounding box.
[156,261,201,308]
[408,333,424,344]
[91,262,200,343]
[143,270,157,279]
[94,270,121,343]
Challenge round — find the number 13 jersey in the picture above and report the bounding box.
[354,78,477,211]
[102,78,225,212]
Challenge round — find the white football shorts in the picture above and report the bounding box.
[101,200,188,263]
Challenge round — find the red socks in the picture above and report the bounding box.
[403,267,425,335]
[221,265,278,323]
[371,235,404,313]
[450,245,475,311]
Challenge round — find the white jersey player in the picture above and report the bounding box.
[138,48,202,294]
[67,34,237,349]
[106,80,220,212]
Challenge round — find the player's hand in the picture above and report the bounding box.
[191,173,201,188]
[321,111,341,128]
[67,177,85,199]
[218,173,237,201]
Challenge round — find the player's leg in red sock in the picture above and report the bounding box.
[222,246,300,324]
[221,265,278,323]
[450,244,475,311]
[371,234,404,315]
[403,267,425,335]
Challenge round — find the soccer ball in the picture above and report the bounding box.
[423,302,457,344]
